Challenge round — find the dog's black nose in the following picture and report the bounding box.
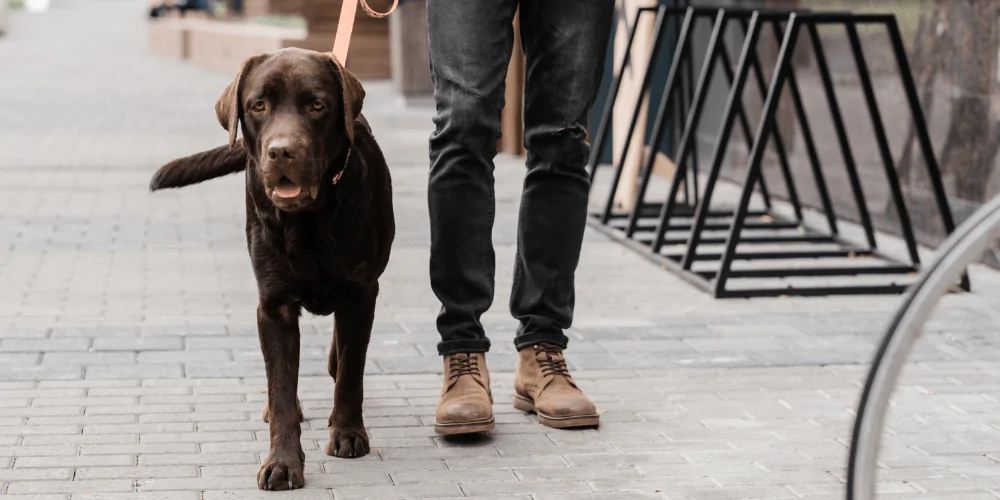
[268,144,296,160]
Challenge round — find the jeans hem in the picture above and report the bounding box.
[514,331,569,351]
[437,339,492,355]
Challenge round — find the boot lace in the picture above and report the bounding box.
[449,355,480,380]
[447,354,487,391]
[535,344,572,379]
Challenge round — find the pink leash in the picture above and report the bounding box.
[333,0,398,64]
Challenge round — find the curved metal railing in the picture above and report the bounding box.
[847,195,1000,500]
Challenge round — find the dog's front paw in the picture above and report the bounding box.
[257,450,305,490]
[326,427,370,458]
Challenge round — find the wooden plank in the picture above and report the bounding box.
[389,0,433,100]
[287,33,390,79]
[500,9,525,156]
[613,0,656,211]
[301,0,390,78]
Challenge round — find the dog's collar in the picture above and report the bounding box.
[331,148,351,185]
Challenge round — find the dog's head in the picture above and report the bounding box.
[216,48,365,212]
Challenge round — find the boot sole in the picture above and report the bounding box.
[433,417,495,436]
[513,394,600,429]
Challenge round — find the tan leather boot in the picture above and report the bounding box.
[514,344,599,429]
[434,353,494,435]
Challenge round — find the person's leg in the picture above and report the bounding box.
[511,0,613,348]
[511,0,613,429]
[427,0,518,435]
[428,0,517,356]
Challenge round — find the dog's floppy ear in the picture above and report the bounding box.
[329,55,365,144]
[216,55,264,149]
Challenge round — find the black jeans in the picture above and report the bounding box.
[427,0,614,355]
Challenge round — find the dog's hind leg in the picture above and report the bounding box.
[325,283,377,459]
[256,301,306,491]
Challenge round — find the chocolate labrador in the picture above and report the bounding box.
[150,48,394,490]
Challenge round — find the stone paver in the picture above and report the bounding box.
[5,1,1000,499]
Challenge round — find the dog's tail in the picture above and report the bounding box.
[149,144,249,191]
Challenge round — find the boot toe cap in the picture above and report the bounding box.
[536,394,597,418]
[436,399,493,424]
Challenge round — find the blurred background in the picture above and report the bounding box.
[4,0,998,256]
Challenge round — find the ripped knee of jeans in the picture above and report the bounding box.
[525,122,590,167]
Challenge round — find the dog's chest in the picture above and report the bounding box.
[278,222,355,315]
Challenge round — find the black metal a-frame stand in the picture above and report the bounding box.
[587,6,968,298]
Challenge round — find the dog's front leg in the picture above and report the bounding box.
[326,283,376,458]
[256,301,306,490]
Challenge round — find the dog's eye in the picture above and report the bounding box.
[250,100,266,113]
[311,100,326,113]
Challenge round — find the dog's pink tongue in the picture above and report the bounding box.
[274,185,302,199]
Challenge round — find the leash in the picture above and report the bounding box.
[332,0,398,65]
[330,0,393,185]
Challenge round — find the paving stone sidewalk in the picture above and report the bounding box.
[5,1,1000,499]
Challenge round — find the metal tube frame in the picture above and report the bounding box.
[678,11,813,271]
[587,7,966,299]
[625,8,783,239]
[847,196,997,500]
